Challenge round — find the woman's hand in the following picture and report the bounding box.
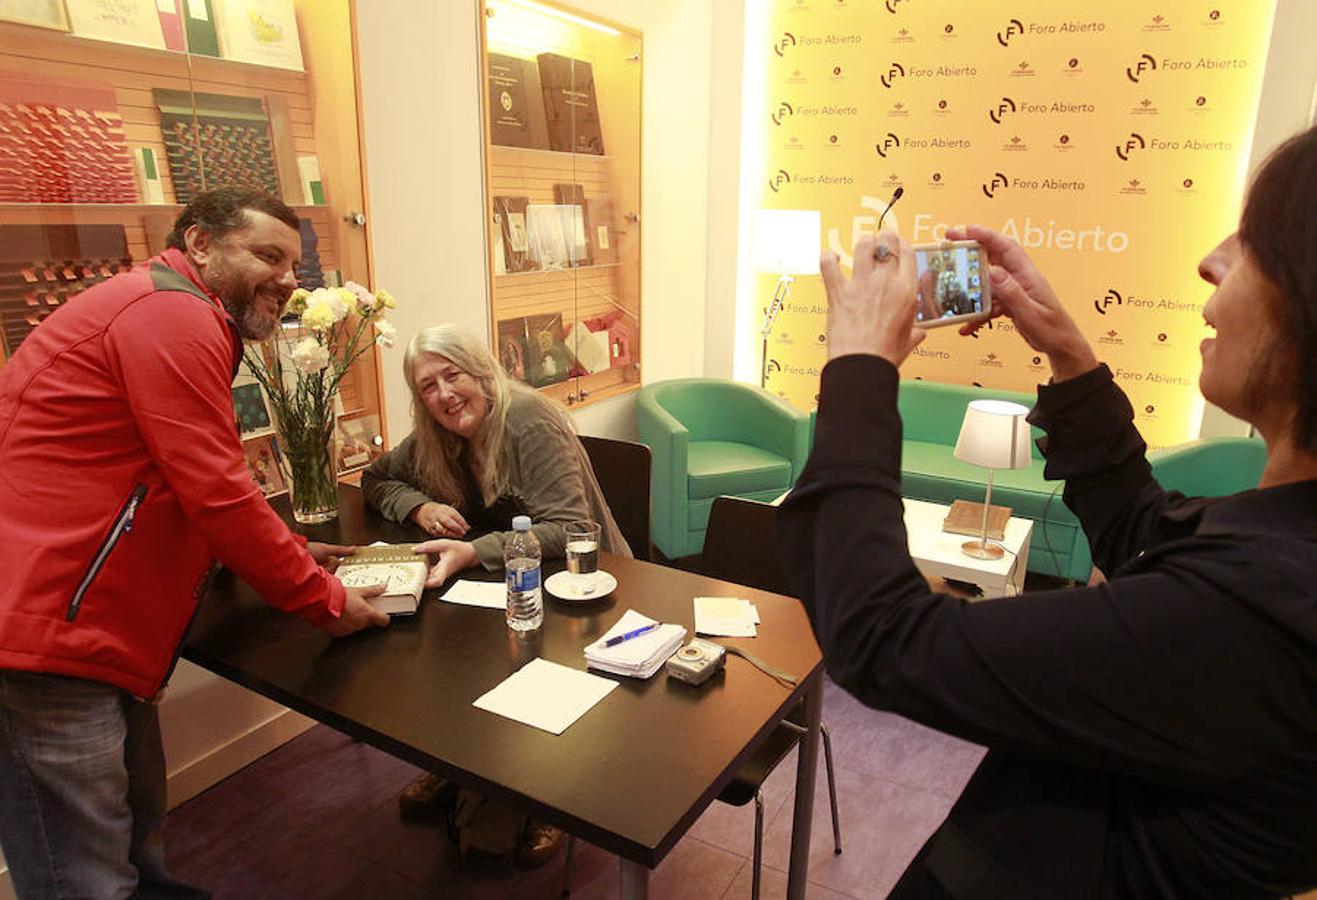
[946,225,1099,382]
[821,231,925,367]
[413,538,480,588]
[410,502,470,538]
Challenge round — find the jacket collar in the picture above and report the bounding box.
[1193,479,1317,540]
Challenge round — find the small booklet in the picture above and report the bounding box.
[336,543,427,616]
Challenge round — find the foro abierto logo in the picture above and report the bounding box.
[771,101,794,126]
[1116,132,1146,161]
[1094,288,1123,314]
[981,171,1009,198]
[988,96,1017,124]
[774,32,796,57]
[874,132,901,157]
[880,62,905,89]
[997,17,1024,46]
[884,0,908,14]
[1126,53,1157,82]
[767,169,790,193]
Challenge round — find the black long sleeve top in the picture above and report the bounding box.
[778,355,1317,899]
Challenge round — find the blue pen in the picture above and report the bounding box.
[604,622,660,647]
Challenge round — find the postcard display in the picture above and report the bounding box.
[483,14,642,408]
[0,1,386,490]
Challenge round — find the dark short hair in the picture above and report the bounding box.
[1239,125,1317,452]
[165,187,300,250]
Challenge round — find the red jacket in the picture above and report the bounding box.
[0,248,345,698]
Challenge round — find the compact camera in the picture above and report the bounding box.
[666,638,727,686]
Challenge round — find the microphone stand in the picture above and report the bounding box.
[760,274,792,389]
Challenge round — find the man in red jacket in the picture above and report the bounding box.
[0,188,389,899]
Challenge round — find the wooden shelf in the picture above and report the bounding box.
[494,262,621,279]
[490,144,612,161]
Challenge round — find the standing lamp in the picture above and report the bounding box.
[953,399,1032,560]
[752,209,821,388]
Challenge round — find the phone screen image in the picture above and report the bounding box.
[914,245,984,323]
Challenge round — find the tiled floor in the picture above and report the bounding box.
[164,676,985,899]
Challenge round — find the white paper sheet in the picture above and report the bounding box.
[441,580,507,609]
[694,597,759,638]
[472,658,617,735]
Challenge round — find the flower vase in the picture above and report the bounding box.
[275,407,340,525]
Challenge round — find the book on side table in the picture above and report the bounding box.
[336,543,428,616]
[941,499,1011,542]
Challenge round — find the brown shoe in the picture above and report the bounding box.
[515,819,565,869]
[397,772,457,822]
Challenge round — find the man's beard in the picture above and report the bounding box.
[211,272,284,341]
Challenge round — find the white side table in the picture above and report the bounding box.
[902,498,1032,599]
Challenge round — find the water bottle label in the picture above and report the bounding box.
[508,566,540,592]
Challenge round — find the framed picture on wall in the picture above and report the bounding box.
[65,0,167,49]
[0,0,70,31]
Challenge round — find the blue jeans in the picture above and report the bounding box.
[0,670,209,900]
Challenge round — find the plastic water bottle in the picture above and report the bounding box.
[505,515,543,631]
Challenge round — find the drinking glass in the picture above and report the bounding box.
[565,519,601,594]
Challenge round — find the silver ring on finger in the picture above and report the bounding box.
[873,244,896,264]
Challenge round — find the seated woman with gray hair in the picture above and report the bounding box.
[362,322,630,865]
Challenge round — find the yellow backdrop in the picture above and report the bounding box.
[755,0,1275,448]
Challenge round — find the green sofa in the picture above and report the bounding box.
[637,378,810,560]
[810,379,1268,582]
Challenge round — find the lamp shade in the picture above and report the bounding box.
[753,209,821,275]
[953,399,1032,470]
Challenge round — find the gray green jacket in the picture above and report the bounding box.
[361,391,631,570]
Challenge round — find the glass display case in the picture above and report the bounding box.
[0,0,385,490]
[479,0,641,407]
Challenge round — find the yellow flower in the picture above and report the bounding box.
[286,287,310,314]
[301,303,337,332]
[376,288,397,309]
[334,286,359,312]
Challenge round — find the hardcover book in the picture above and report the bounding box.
[584,195,619,265]
[942,499,1011,542]
[492,195,535,273]
[156,0,185,50]
[65,0,166,49]
[212,0,304,70]
[488,52,534,148]
[337,544,428,616]
[536,53,604,155]
[496,316,530,383]
[525,312,570,388]
[182,0,219,56]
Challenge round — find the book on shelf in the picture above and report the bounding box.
[525,312,570,387]
[296,154,324,205]
[525,203,570,271]
[242,434,285,498]
[553,183,592,266]
[487,52,537,149]
[941,499,1011,542]
[132,147,166,204]
[65,0,167,50]
[156,0,186,51]
[496,316,530,384]
[492,195,536,273]
[536,53,605,155]
[212,0,304,70]
[336,544,428,617]
[182,0,219,56]
[584,195,619,265]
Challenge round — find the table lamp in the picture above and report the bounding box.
[952,399,1032,560]
[752,209,821,388]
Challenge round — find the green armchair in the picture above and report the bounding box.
[1149,436,1266,497]
[637,378,810,560]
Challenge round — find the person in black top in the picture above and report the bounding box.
[779,126,1317,899]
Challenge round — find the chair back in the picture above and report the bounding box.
[579,435,652,561]
[701,496,795,597]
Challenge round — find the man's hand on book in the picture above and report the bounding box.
[324,584,390,636]
[414,539,480,588]
[308,541,358,573]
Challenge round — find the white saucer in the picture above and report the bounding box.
[545,570,617,601]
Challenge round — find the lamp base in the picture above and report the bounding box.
[961,540,1005,560]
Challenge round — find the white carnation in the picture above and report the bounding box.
[374,319,397,348]
[291,336,331,373]
[306,287,348,322]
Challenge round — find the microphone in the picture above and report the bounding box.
[877,186,904,229]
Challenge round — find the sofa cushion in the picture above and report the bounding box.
[687,441,793,501]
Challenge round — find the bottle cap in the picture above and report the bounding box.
[512,515,532,531]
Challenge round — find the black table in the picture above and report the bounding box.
[184,486,824,899]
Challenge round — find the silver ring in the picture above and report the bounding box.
[873,244,896,263]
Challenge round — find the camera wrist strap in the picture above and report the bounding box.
[719,644,798,688]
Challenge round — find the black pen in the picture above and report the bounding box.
[603,622,660,647]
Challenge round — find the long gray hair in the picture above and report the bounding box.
[403,323,564,510]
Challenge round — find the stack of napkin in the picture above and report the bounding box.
[584,609,687,679]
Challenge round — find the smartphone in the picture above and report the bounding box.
[911,240,992,329]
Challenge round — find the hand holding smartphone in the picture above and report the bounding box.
[911,240,991,329]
